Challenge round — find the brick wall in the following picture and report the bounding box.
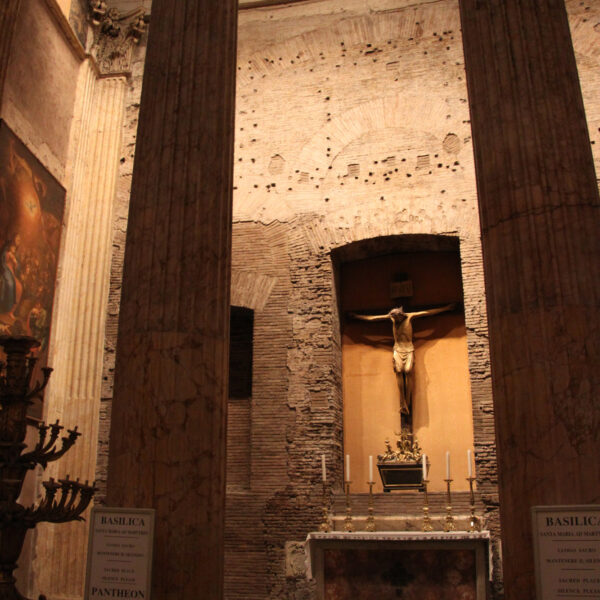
[227,0,500,597]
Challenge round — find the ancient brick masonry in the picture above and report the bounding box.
[225,1,501,597]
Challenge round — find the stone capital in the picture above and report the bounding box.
[89,1,149,75]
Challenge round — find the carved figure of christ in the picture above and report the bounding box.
[349,304,456,427]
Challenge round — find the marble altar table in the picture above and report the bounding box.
[305,531,491,599]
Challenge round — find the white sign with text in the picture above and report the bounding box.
[85,507,155,600]
[532,505,600,599]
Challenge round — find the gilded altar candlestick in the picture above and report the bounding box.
[344,482,354,532]
[365,481,375,532]
[422,479,433,532]
[443,478,456,532]
[467,476,481,532]
[319,481,330,532]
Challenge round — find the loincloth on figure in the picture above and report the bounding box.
[393,347,414,374]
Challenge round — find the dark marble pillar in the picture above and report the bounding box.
[106,1,237,598]
[0,0,21,103]
[459,0,600,597]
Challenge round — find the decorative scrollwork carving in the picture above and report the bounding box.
[378,430,423,463]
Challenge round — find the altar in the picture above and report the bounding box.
[304,254,498,598]
[305,531,491,599]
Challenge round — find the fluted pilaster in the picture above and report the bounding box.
[459,0,600,597]
[105,1,238,598]
[0,0,21,105]
[33,62,128,599]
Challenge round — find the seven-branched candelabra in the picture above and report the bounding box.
[0,336,96,600]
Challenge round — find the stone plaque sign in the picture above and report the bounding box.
[532,505,600,599]
[85,507,155,599]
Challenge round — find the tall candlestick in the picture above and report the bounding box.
[344,480,354,532]
[446,451,451,479]
[422,478,433,532]
[467,449,473,478]
[366,480,375,531]
[319,461,330,532]
[369,455,373,482]
[444,477,456,531]
[345,454,351,482]
[422,454,427,480]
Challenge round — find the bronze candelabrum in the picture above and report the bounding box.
[0,337,96,600]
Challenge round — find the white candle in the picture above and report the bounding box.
[467,449,473,478]
[345,454,351,482]
[446,451,451,479]
[321,454,327,482]
[369,455,373,482]
[422,454,427,480]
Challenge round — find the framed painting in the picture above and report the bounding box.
[0,121,65,417]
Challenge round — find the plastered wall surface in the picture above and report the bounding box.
[2,0,80,182]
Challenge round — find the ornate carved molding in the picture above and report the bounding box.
[89,1,149,75]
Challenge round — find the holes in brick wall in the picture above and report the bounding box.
[347,163,360,177]
[416,154,430,170]
[443,133,461,154]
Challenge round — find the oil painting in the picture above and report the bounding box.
[0,121,65,415]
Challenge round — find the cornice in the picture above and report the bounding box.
[42,0,87,60]
[239,0,320,9]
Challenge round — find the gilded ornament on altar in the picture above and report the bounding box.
[378,431,423,463]
[377,431,425,492]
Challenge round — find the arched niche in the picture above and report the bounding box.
[332,234,474,493]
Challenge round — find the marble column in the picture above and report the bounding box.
[34,66,128,599]
[0,0,21,103]
[459,1,600,597]
[105,1,238,599]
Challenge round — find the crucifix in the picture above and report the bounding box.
[349,303,456,431]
